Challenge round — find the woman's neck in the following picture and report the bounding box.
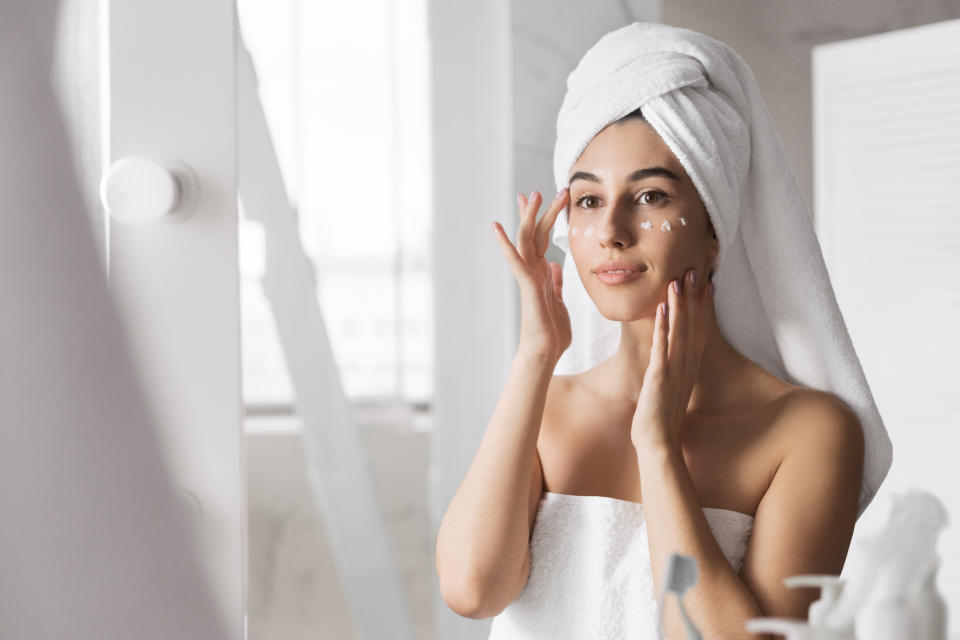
[592,311,749,414]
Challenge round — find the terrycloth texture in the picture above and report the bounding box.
[486,492,754,639]
[549,21,892,519]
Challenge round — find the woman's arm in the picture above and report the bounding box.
[435,348,555,619]
[437,189,571,618]
[738,391,864,620]
[638,443,770,640]
[638,389,863,640]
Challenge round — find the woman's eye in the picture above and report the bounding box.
[577,196,597,209]
[575,191,667,209]
[575,195,600,209]
[639,190,667,205]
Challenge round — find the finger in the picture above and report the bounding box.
[651,300,669,375]
[516,190,541,263]
[684,269,699,371]
[549,261,563,300]
[535,188,569,256]
[515,191,530,259]
[491,221,531,286]
[667,278,683,365]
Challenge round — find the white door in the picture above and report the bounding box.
[101,0,244,636]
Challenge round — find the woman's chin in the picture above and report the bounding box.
[577,275,659,321]
[590,297,656,322]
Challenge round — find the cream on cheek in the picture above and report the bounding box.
[570,216,689,237]
[660,217,688,231]
[570,214,697,282]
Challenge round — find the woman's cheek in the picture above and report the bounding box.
[568,215,689,248]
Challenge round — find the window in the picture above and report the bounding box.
[238,0,433,411]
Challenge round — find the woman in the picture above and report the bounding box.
[436,21,889,640]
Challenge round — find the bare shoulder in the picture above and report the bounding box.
[767,387,865,486]
[775,388,864,447]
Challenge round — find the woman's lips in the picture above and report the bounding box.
[595,269,645,285]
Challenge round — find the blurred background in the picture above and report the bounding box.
[4,0,960,639]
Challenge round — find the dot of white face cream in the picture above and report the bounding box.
[584,224,594,237]
[570,226,579,236]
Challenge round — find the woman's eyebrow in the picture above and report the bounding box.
[569,167,681,185]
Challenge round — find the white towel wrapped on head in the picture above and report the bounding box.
[550,21,892,519]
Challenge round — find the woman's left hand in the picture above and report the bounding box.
[630,268,715,452]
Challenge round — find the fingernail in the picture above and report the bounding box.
[708,283,715,297]
[517,193,523,207]
[530,189,539,201]
[690,269,697,286]
[672,280,680,294]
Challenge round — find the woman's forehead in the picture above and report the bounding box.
[570,121,689,185]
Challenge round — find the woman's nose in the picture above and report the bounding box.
[597,206,633,248]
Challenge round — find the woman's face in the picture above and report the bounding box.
[567,118,718,321]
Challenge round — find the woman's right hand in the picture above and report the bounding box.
[491,188,572,365]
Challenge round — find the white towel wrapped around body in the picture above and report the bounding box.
[550,21,891,519]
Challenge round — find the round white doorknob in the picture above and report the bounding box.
[100,156,198,225]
